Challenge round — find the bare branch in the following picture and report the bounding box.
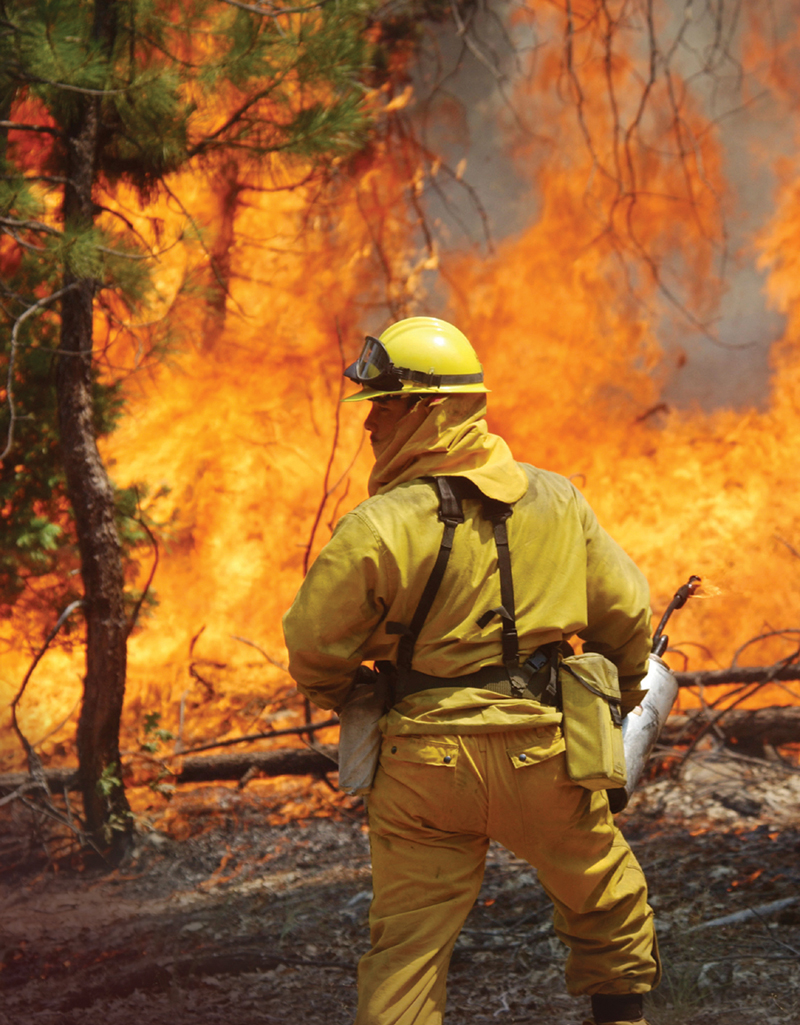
[0,119,64,137]
[0,174,71,184]
[31,697,81,750]
[176,717,339,756]
[1,284,78,463]
[219,0,331,15]
[686,897,799,934]
[161,181,248,318]
[18,795,103,857]
[774,535,800,561]
[10,600,85,775]
[302,320,348,576]
[230,634,290,672]
[8,71,127,96]
[730,631,800,669]
[673,680,780,775]
[125,491,160,639]
[0,213,61,237]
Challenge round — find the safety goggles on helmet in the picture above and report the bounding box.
[344,335,484,393]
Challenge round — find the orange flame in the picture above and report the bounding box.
[3,6,800,772]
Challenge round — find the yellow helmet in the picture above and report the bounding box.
[342,317,489,402]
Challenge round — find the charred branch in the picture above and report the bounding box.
[124,498,159,639]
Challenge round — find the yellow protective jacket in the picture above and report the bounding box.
[282,394,651,735]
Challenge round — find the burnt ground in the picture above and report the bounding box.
[1,748,799,1025]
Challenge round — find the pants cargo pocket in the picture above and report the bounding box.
[506,725,566,768]
[380,735,459,773]
[374,736,463,830]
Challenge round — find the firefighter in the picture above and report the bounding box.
[282,317,660,1025]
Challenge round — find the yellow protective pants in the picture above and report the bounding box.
[355,726,659,1025]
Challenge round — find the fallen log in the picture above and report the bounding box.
[0,767,77,796]
[0,745,341,795]
[175,743,339,784]
[674,666,800,687]
[172,711,800,783]
[2,702,799,798]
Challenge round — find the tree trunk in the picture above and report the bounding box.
[55,0,132,855]
[201,160,242,350]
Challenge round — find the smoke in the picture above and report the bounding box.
[409,0,790,411]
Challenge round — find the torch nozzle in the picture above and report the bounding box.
[652,574,701,657]
[671,574,702,610]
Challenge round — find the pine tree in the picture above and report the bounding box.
[0,0,379,855]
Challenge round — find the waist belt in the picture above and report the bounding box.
[387,642,561,705]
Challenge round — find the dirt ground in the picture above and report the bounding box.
[1,747,799,1025]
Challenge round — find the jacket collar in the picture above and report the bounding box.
[367,394,527,503]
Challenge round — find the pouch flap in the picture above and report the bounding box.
[561,652,621,700]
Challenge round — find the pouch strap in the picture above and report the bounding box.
[387,477,464,672]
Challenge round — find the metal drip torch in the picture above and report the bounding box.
[608,575,701,814]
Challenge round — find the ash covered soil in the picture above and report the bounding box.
[2,750,799,1025]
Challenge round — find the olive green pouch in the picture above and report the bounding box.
[560,652,627,791]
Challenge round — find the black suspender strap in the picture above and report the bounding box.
[386,477,464,672]
[490,507,518,673]
[474,496,521,689]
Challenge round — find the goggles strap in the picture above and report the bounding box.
[344,335,484,390]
